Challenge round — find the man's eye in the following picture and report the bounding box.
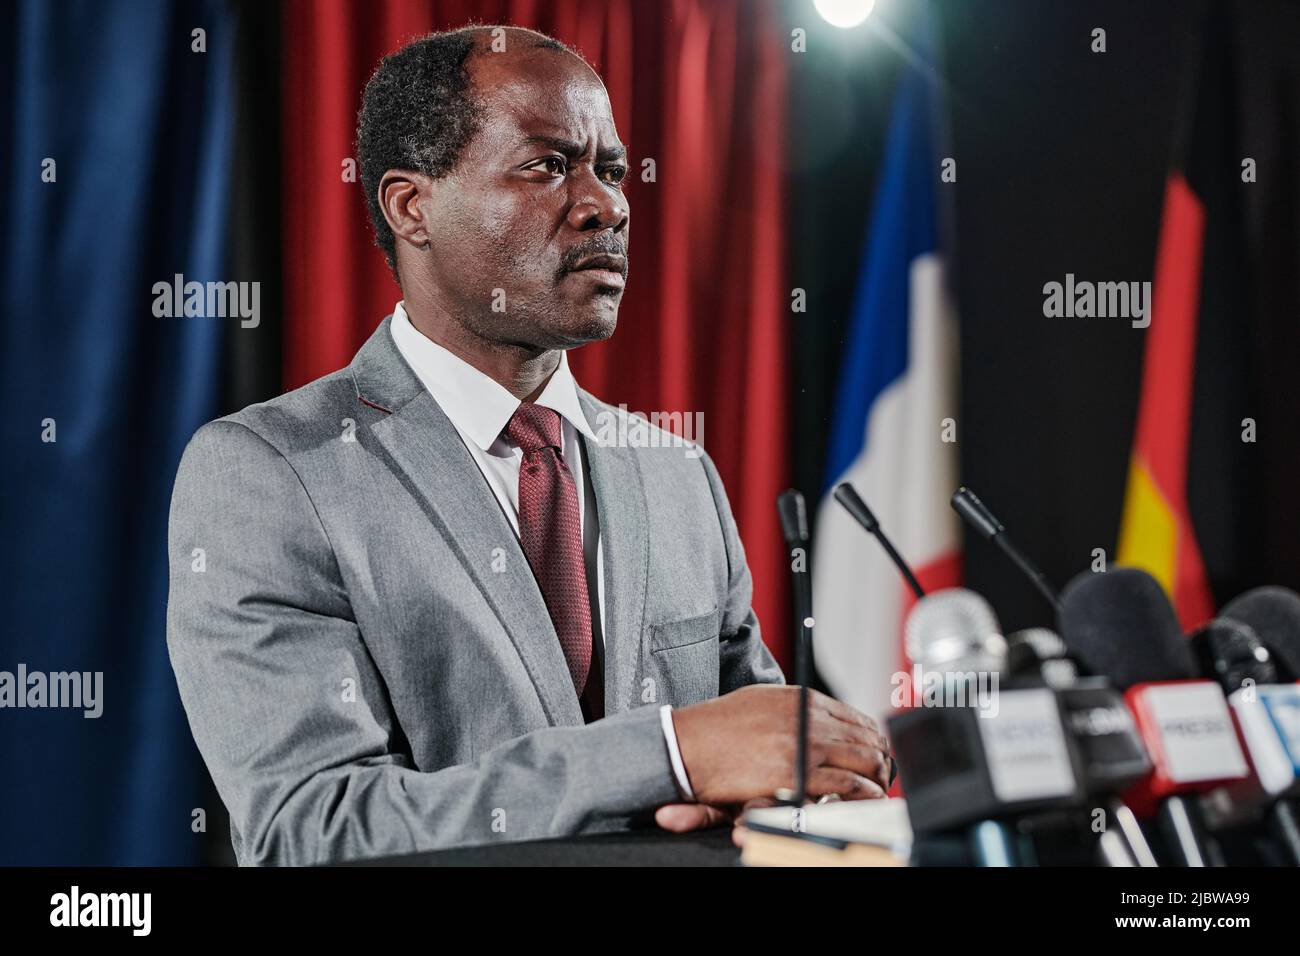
[600,165,627,185]
[533,157,566,176]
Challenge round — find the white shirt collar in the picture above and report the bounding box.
[390,301,598,452]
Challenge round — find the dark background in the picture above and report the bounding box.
[787,0,1300,632]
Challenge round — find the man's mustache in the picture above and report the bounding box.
[557,236,629,280]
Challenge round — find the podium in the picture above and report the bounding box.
[347,827,740,866]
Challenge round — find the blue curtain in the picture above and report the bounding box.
[0,0,234,864]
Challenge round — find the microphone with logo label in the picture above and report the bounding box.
[889,588,1085,865]
[1221,585,1300,857]
[946,488,1158,865]
[1058,568,1251,866]
[1004,628,1159,866]
[776,489,813,809]
[1191,616,1300,864]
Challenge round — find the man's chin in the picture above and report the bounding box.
[548,303,620,348]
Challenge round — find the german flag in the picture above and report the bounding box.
[1117,6,1252,631]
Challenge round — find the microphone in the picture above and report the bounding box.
[833,482,925,599]
[777,489,812,809]
[1006,628,1079,690]
[951,487,1062,611]
[943,490,1159,864]
[1221,586,1300,682]
[1004,628,1159,866]
[1191,617,1300,864]
[889,588,1084,865]
[1058,568,1250,866]
[904,587,1006,700]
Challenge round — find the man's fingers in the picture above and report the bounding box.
[810,689,879,734]
[805,691,893,779]
[807,767,887,801]
[813,740,892,791]
[731,796,782,850]
[808,691,890,752]
[810,709,890,755]
[654,803,732,833]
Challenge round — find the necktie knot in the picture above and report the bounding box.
[507,402,563,456]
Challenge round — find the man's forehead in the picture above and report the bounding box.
[468,45,617,139]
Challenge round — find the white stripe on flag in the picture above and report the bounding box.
[813,254,961,723]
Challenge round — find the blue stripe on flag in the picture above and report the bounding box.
[823,65,940,492]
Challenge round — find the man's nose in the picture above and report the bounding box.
[566,174,628,233]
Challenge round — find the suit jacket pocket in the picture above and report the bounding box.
[644,608,721,707]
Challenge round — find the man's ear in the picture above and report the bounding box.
[378,169,435,251]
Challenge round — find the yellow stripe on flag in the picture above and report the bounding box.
[1117,457,1177,594]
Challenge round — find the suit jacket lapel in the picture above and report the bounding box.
[348,317,585,727]
[578,391,650,716]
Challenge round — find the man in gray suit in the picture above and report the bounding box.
[167,25,890,865]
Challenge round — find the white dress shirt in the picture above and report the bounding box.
[390,302,695,800]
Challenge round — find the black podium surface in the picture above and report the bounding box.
[350,826,741,866]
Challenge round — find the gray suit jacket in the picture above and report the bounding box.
[166,316,783,865]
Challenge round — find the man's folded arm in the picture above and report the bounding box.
[166,420,679,866]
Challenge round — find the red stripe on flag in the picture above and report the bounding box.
[1128,173,1215,628]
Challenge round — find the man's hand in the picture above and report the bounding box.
[655,796,780,847]
[669,684,891,807]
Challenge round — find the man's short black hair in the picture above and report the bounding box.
[356,25,576,278]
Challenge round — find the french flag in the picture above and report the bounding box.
[812,58,962,723]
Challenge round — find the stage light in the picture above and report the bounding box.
[814,0,876,29]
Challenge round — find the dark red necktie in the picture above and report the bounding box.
[506,402,602,720]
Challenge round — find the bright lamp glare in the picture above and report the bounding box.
[814,0,876,29]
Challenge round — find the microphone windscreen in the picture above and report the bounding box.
[1189,618,1275,692]
[1221,586,1300,682]
[776,489,808,546]
[1057,568,1196,689]
[905,587,1005,669]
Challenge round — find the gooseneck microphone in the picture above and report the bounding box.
[1058,568,1250,866]
[833,482,925,599]
[951,487,1062,612]
[777,489,813,808]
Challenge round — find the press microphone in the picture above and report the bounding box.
[951,486,1062,612]
[1222,586,1300,682]
[1192,617,1300,864]
[943,489,1157,864]
[889,588,1084,865]
[833,482,925,599]
[1058,568,1250,866]
[777,489,812,808]
[1004,628,1159,866]
[1006,628,1079,690]
[905,587,1006,698]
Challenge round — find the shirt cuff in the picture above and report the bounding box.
[659,704,696,801]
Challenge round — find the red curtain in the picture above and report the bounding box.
[282,0,790,670]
